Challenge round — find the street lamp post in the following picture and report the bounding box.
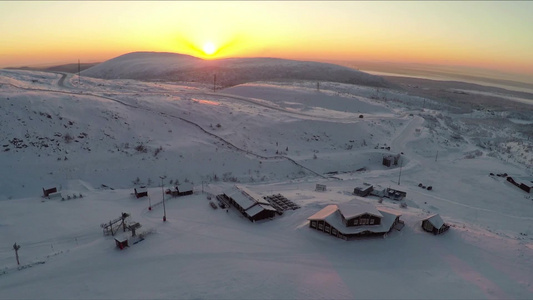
[160,176,167,221]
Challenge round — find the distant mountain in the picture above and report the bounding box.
[82,52,390,88]
[44,63,100,73]
[5,63,99,73]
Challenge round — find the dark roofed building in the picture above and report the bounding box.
[225,185,277,222]
[42,187,57,197]
[507,176,532,193]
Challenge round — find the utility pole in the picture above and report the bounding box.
[435,150,439,162]
[78,59,81,85]
[148,195,152,211]
[160,176,167,221]
[397,159,403,185]
[13,243,20,265]
[317,82,320,92]
[213,74,216,92]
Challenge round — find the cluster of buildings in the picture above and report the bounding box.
[133,183,193,199]
[217,184,449,240]
[353,183,407,201]
[307,199,449,240]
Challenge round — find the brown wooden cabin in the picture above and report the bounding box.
[382,154,400,167]
[43,187,57,197]
[308,201,402,240]
[224,186,277,222]
[134,186,148,198]
[114,237,129,250]
[354,184,373,197]
[422,214,450,235]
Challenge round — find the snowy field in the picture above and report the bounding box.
[0,60,532,299]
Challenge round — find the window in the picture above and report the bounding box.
[318,223,324,230]
[353,219,359,225]
[370,219,375,225]
[311,221,317,228]
[360,218,369,225]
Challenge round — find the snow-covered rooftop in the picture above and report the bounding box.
[330,209,399,235]
[177,182,193,192]
[236,185,270,205]
[307,204,338,221]
[135,186,147,193]
[337,201,383,219]
[308,203,400,234]
[423,214,445,230]
[245,203,277,218]
[226,188,256,210]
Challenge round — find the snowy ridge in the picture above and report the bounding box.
[82,52,389,88]
[80,52,202,79]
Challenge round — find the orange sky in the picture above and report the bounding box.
[1,1,532,76]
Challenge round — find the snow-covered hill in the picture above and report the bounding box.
[0,68,532,299]
[82,52,389,88]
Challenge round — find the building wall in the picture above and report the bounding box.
[422,220,434,233]
[346,214,381,227]
[309,220,345,240]
[250,210,276,222]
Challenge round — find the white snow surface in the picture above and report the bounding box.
[1,67,533,299]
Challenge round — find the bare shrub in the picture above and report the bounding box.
[154,146,163,157]
[64,133,74,143]
[134,143,148,153]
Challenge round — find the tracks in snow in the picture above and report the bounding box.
[6,74,328,179]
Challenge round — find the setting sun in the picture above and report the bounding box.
[202,42,216,55]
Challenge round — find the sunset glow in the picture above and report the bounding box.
[202,42,216,56]
[1,1,532,76]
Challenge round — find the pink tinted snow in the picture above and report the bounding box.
[444,254,509,299]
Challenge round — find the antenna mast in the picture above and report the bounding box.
[397,158,403,185]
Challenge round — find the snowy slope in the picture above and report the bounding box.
[1,68,532,299]
[80,52,202,79]
[81,52,389,88]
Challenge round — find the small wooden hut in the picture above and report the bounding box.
[134,186,148,198]
[421,214,450,235]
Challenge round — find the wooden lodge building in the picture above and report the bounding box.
[134,186,148,198]
[176,182,193,196]
[308,201,402,240]
[421,214,450,235]
[354,183,373,197]
[42,187,57,197]
[507,176,532,194]
[224,185,277,222]
[382,154,401,167]
[167,182,194,197]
